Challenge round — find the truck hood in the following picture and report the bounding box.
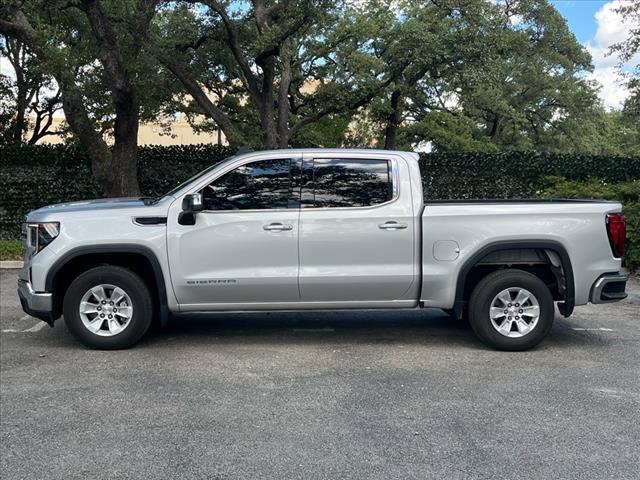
[26,197,172,221]
[34,198,147,213]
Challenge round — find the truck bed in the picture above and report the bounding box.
[419,199,622,309]
[424,198,619,204]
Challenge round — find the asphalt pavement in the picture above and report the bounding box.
[1,268,639,480]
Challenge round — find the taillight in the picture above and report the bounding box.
[606,213,626,258]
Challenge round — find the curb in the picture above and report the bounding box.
[0,261,23,269]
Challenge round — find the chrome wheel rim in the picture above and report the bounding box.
[79,284,133,336]
[489,287,540,338]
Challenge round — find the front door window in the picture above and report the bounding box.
[202,159,294,210]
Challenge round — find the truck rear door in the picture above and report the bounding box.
[297,153,417,304]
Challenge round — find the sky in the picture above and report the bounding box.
[551,0,639,108]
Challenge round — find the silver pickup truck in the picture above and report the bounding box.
[18,148,628,350]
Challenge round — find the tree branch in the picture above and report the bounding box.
[157,51,246,145]
[191,0,261,104]
[80,0,133,97]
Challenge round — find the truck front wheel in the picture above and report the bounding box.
[468,269,554,351]
[63,266,153,349]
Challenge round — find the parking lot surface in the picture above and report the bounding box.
[1,268,639,480]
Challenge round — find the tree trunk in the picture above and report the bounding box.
[10,98,27,145]
[277,52,292,148]
[81,0,141,197]
[257,57,279,149]
[0,2,142,196]
[110,90,141,196]
[61,81,139,198]
[8,40,29,145]
[384,90,402,150]
[488,113,501,139]
[260,107,279,149]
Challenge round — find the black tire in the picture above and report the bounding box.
[468,269,554,351]
[63,266,153,349]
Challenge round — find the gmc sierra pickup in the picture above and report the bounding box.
[18,148,628,350]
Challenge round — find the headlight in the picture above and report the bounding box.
[27,222,60,253]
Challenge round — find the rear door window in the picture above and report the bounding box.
[303,158,393,208]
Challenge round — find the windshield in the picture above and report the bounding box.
[160,156,236,199]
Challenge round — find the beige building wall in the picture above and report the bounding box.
[32,81,325,146]
[32,115,227,146]
[137,119,226,146]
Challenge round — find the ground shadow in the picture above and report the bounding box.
[135,308,611,350]
[142,308,480,347]
[17,308,613,352]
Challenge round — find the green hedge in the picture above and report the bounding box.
[0,144,235,239]
[419,152,640,199]
[539,177,640,271]
[2,145,640,240]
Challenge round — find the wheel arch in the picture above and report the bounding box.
[45,244,169,325]
[453,240,575,319]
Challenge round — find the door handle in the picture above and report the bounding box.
[263,222,293,232]
[378,221,408,230]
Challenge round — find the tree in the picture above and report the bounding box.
[151,0,402,149]
[609,0,640,80]
[355,0,491,150]
[2,0,632,162]
[457,0,603,153]
[346,0,610,153]
[610,1,640,143]
[0,36,61,145]
[0,0,164,196]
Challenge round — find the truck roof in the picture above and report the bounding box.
[234,148,420,161]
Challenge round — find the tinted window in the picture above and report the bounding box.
[308,158,392,208]
[161,156,235,199]
[201,159,292,210]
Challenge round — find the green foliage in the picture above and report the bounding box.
[3,145,639,242]
[539,177,640,203]
[0,144,236,239]
[623,203,640,271]
[3,0,639,158]
[0,240,22,261]
[402,113,500,153]
[151,0,350,147]
[0,37,61,145]
[419,152,640,200]
[348,0,617,154]
[2,1,179,140]
[136,144,236,197]
[290,116,351,148]
[539,177,640,270]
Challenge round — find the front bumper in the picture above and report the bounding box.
[590,272,628,304]
[17,280,55,325]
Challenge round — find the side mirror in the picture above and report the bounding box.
[178,193,203,225]
[182,193,203,212]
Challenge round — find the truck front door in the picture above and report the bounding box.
[167,156,301,309]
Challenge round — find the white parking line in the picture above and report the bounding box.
[23,322,47,333]
[572,327,614,332]
[1,317,48,334]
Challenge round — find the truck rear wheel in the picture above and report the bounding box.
[468,269,554,351]
[63,266,153,349]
